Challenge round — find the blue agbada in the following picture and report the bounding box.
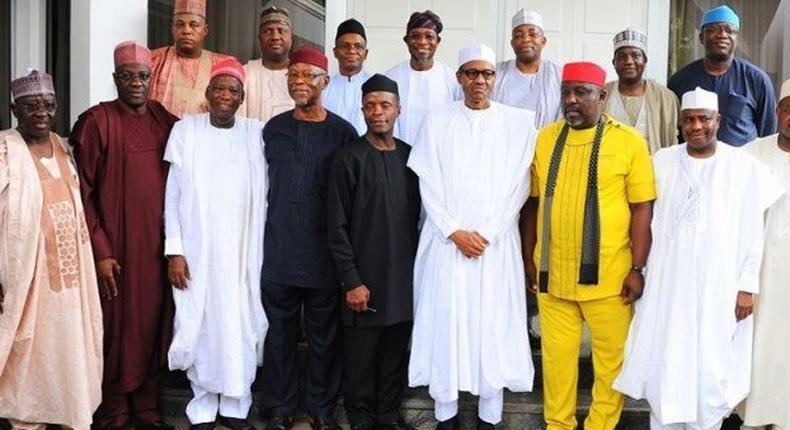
[668,58,776,147]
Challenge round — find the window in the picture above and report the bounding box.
[148,0,325,65]
[46,0,69,136]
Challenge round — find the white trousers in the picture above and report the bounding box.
[186,382,252,424]
[434,389,504,424]
[649,412,722,430]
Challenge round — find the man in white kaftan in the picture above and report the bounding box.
[613,87,783,430]
[407,43,536,430]
[493,9,562,129]
[386,10,460,146]
[164,59,268,429]
[740,78,790,430]
[240,6,294,124]
[322,18,370,135]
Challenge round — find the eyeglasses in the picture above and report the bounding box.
[115,71,151,83]
[286,71,327,82]
[17,100,57,114]
[337,42,366,53]
[703,24,738,36]
[458,68,496,81]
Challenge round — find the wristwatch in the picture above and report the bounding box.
[631,264,646,276]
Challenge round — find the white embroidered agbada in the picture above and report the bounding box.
[322,70,370,135]
[407,101,536,403]
[741,134,790,429]
[493,59,562,129]
[164,114,269,397]
[385,60,460,145]
[613,143,782,429]
[240,60,294,124]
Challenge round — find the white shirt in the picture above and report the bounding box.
[385,60,460,145]
[322,70,370,135]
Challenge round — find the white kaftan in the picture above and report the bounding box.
[407,101,537,404]
[493,59,562,129]
[741,135,790,430]
[385,60,460,146]
[322,70,370,135]
[240,60,294,124]
[613,143,782,430]
[164,114,269,404]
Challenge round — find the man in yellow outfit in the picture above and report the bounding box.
[523,61,655,430]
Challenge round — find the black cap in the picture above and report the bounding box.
[362,74,399,97]
[336,18,366,41]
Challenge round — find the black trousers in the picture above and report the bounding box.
[343,321,413,427]
[260,280,342,417]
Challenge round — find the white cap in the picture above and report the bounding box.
[780,78,790,103]
[458,43,496,68]
[512,8,543,31]
[613,28,647,53]
[681,87,718,112]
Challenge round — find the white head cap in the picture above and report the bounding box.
[512,8,543,31]
[681,87,718,112]
[780,79,790,104]
[458,43,496,69]
[613,27,647,53]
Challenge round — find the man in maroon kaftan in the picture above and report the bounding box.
[70,41,178,430]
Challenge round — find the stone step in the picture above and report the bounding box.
[160,348,650,429]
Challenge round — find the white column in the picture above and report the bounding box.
[11,0,47,78]
[324,0,351,75]
[70,0,148,127]
[646,0,671,84]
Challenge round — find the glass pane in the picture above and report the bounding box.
[148,0,325,64]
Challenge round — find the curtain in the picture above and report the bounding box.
[46,0,70,136]
[1,0,11,130]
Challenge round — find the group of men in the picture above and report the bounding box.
[0,1,788,430]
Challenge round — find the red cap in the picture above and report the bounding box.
[210,57,246,84]
[562,62,606,88]
[114,41,151,69]
[289,47,328,71]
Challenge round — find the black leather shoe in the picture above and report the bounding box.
[138,421,176,430]
[435,416,459,430]
[219,416,255,430]
[189,422,216,430]
[350,424,375,430]
[477,418,496,430]
[264,414,294,430]
[308,415,341,430]
[376,417,416,430]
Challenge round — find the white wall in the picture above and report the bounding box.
[70,0,148,126]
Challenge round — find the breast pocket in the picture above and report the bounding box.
[722,92,749,121]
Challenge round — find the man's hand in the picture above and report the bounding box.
[96,258,121,300]
[525,260,538,294]
[735,291,754,321]
[168,255,191,290]
[450,230,488,258]
[346,285,370,312]
[0,282,4,314]
[620,271,645,305]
